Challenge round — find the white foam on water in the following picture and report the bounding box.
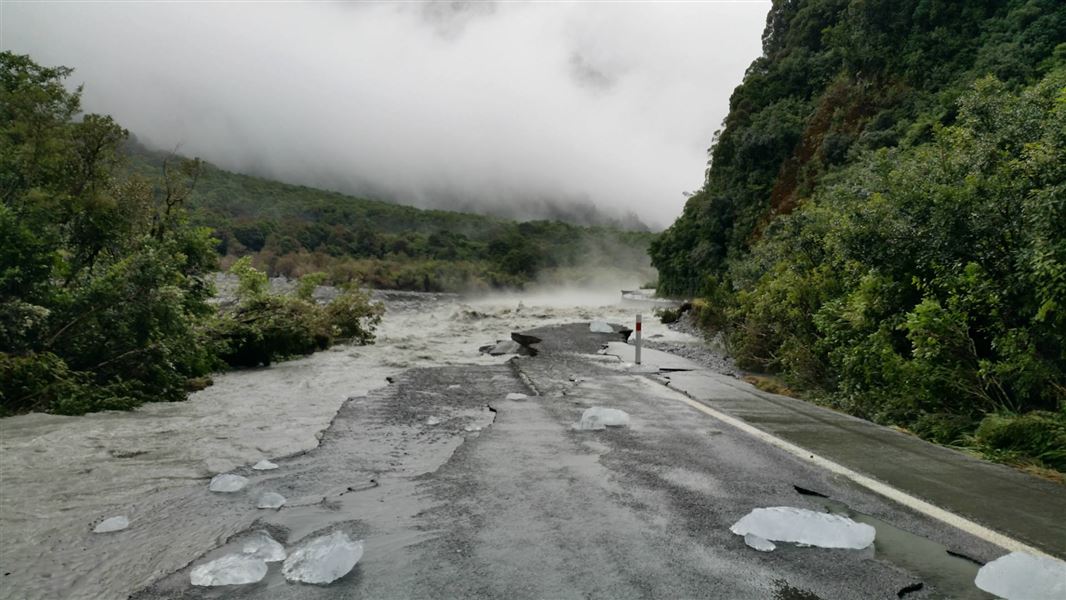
[589,320,614,333]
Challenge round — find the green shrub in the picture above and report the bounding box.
[210,296,326,368]
[656,307,680,324]
[209,261,383,368]
[322,287,384,343]
[295,272,328,301]
[975,412,1066,471]
[0,351,143,415]
[910,413,979,446]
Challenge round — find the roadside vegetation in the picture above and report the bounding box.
[0,53,381,416]
[650,1,1066,472]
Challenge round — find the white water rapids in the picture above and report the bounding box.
[0,288,695,599]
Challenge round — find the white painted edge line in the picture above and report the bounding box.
[636,376,1051,558]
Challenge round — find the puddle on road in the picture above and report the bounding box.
[811,497,992,599]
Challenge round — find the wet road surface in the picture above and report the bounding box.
[129,324,1022,599]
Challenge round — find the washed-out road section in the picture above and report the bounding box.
[126,323,1045,600]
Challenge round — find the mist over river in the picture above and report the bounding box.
[0,287,695,600]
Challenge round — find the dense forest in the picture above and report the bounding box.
[651,0,1065,471]
[125,144,654,292]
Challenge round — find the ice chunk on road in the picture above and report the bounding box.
[93,516,129,533]
[243,530,286,562]
[209,474,248,492]
[572,407,630,431]
[282,531,364,584]
[488,340,522,355]
[589,320,614,333]
[975,551,1066,600]
[730,507,875,550]
[744,533,776,552]
[425,416,441,426]
[190,554,268,586]
[505,392,528,400]
[257,491,286,509]
[252,459,278,470]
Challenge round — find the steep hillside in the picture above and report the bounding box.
[651,1,1066,471]
[653,0,1064,292]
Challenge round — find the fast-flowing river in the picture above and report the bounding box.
[0,287,695,599]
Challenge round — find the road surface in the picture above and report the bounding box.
[124,323,1065,599]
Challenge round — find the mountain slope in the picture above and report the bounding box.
[650,0,1066,471]
[652,0,1065,293]
[125,142,654,291]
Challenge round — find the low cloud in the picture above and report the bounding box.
[2,1,767,229]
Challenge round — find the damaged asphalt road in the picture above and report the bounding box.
[133,323,1007,599]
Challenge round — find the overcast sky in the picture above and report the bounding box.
[2,1,768,229]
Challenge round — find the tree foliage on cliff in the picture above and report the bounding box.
[653,0,1065,293]
[651,1,1066,469]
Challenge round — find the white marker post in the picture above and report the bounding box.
[635,313,642,365]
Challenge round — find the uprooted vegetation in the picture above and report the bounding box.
[209,258,383,369]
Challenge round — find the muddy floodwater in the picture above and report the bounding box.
[0,288,696,600]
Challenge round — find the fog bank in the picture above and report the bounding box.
[2,1,768,229]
